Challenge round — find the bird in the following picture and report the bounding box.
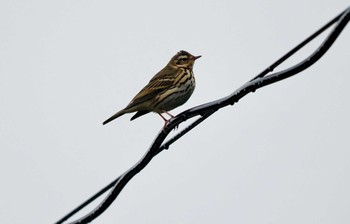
[103,50,201,126]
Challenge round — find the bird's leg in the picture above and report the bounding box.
[158,113,170,127]
[165,111,178,129]
[164,111,174,118]
[161,111,179,130]
[158,112,179,130]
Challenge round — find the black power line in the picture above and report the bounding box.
[56,6,350,224]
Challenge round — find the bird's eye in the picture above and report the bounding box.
[176,56,189,64]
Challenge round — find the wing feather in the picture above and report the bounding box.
[125,66,179,109]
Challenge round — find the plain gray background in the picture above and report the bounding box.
[1,1,349,223]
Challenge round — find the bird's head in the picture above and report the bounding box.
[169,50,201,69]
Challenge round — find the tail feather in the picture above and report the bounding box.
[102,110,126,125]
[130,110,150,121]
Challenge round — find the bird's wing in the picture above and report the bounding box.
[125,66,179,109]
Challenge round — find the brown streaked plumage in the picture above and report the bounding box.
[103,50,201,125]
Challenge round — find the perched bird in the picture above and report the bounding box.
[103,50,201,126]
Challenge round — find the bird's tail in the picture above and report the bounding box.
[102,109,126,125]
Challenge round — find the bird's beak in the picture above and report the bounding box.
[193,55,201,60]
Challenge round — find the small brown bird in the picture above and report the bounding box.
[103,50,201,125]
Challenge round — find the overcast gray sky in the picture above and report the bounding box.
[1,1,350,223]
